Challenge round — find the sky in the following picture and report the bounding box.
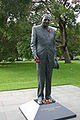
[76,15,80,23]
[69,0,80,23]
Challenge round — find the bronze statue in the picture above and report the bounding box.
[31,14,59,104]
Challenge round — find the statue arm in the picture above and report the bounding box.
[53,29,59,69]
[31,26,38,60]
[53,30,57,59]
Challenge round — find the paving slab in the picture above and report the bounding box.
[0,85,80,120]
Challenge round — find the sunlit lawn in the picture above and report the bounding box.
[0,60,80,91]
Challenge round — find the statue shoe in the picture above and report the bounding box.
[45,96,54,103]
[37,97,43,105]
[43,99,50,104]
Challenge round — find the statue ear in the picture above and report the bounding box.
[41,14,47,21]
[41,15,45,22]
[41,14,45,20]
[41,16,43,21]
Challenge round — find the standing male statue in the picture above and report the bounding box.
[31,14,59,105]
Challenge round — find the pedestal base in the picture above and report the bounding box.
[19,99,76,120]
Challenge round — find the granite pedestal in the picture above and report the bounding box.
[19,99,76,120]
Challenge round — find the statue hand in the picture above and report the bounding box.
[35,58,40,63]
[54,58,59,69]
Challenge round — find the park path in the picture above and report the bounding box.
[0,85,80,120]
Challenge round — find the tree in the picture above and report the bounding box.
[30,0,80,63]
[67,23,80,59]
[0,0,32,61]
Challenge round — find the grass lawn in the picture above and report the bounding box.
[0,60,80,91]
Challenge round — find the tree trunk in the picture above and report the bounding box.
[59,18,71,63]
[64,46,71,63]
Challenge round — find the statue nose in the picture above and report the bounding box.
[45,20,49,23]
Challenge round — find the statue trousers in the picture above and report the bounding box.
[36,52,53,99]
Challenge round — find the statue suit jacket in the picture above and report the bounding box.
[31,24,57,68]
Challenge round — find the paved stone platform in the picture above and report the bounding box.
[0,85,80,120]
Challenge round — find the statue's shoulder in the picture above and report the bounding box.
[32,25,41,30]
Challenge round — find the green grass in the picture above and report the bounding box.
[52,61,80,86]
[0,61,80,91]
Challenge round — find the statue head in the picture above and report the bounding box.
[41,14,50,28]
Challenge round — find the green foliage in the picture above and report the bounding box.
[0,0,32,61]
[55,23,80,60]
[0,0,80,62]
[30,0,78,62]
[67,23,80,58]
[17,36,32,59]
[31,0,76,25]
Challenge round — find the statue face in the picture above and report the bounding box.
[42,16,50,27]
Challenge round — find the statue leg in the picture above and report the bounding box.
[45,59,53,99]
[36,60,46,99]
